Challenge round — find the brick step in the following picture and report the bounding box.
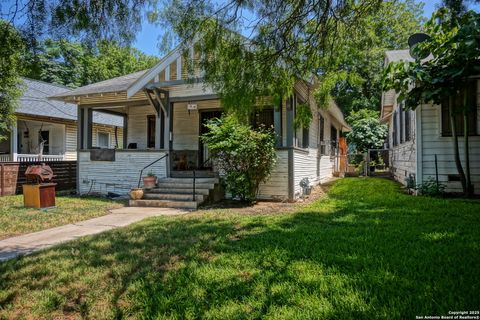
[129,199,198,209]
[142,193,204,202]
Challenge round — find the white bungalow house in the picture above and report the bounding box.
[381,50,480,194]
[0,78,124,162]
[50,45,350,208]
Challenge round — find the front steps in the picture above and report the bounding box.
[129,177,220,209]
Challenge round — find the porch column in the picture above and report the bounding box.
[274,100,283,147]
[79,107,93,149]
[10,122,18,161]
[123,115,128,149]
[164,102,172,177]
[286,95,295,200]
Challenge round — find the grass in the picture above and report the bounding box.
[0,195,125,239]
[0,177,479,319]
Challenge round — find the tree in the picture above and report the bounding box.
[201,115,277,203]
[0,20,24,141]
[346,109,388,154]
[383,9,480,196]
[22,39,159,88]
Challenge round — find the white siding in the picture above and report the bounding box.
[78,150,167,195]
[65,123,77,160]
[420,84,480,194]
[127,105,156,149]
[258,150,289,200]
[172,100,221,151]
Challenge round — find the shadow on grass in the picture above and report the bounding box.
[0,178,479,319]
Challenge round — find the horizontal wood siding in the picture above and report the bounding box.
[420,83,480,193]
[78,151,167,195]
[294,149,318,197]
[65,123,77,160]
[0,161,76,196]
[127,105,156,149]
[173,100,221,151]
[257,150,289,199]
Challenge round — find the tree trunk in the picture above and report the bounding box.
[463,90,473,197]
[449,96,467,194]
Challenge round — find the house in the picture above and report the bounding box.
[50,45,350,207]
[381,49,480,194]
[0,78,124,162]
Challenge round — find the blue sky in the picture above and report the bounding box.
[133,0,480,56]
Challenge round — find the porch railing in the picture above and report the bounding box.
[0,154,66,162]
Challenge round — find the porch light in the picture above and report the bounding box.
[187,102,198,115]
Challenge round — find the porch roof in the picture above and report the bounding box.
[20,78,124,127]
[49,70,149,99]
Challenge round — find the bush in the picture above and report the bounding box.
[201,115,277,202]
[416,177,446,197]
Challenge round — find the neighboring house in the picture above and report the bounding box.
[50,46,350,208]
[0,78,124,162]
[381,49,480,194]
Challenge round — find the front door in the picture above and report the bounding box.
[199,110,221,168]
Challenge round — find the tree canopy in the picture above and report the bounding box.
[22,39,159,88]
[345,109,388,154]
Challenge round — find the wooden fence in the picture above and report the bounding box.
[0,161,76,196]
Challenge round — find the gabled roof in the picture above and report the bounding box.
[19,78,123,127]
[50,70,148,98]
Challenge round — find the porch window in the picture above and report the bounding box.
[301,127,309,148]
[330,125,338,156]
[39,130,49,154]
[393,111,398,147]
[405,109,411,142]
[441,80,478,136]
[319,115,326,155]
[97,132,110,148]
[251,108,274,130]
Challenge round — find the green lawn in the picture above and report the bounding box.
[0,195,125,240]
[1,178,479,319]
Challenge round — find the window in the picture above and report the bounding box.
[399,105,404,144]
[251,108,274,129]
[319,115,325,155]
[393,111,398,147]
[405,110,411,142]
[302,127,309,148]
[147,115,156,148]
[97,132,110,148]
[330,125,338,156]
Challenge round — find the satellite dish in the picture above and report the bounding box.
[408,33,431,59]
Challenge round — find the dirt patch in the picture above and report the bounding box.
[198,181,333,215]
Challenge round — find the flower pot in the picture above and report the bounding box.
[142,176,157,188]
[129,188,144,200]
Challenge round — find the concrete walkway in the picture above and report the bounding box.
[0,207,187,262]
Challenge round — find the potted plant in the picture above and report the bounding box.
[143,171,157,188]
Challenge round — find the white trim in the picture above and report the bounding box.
[11,123,18,161]
[415,106,423,186]
[126,45,183,98]
[176,56,182,80]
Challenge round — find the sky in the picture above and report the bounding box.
[133,0,480,56]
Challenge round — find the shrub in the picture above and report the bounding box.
[416,177,446,197]
[201,115,277,203]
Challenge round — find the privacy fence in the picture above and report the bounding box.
[0,161,76,196]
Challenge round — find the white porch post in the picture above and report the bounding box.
[11,122,18,161]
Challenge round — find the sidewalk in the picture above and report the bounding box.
[0,207,187,262]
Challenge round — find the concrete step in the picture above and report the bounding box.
[155,182,215,189]
[171,171,217,178]
[143,193,204,202]
[159,177,219,184]
[147,188,211,195]
[129,199,198,209]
